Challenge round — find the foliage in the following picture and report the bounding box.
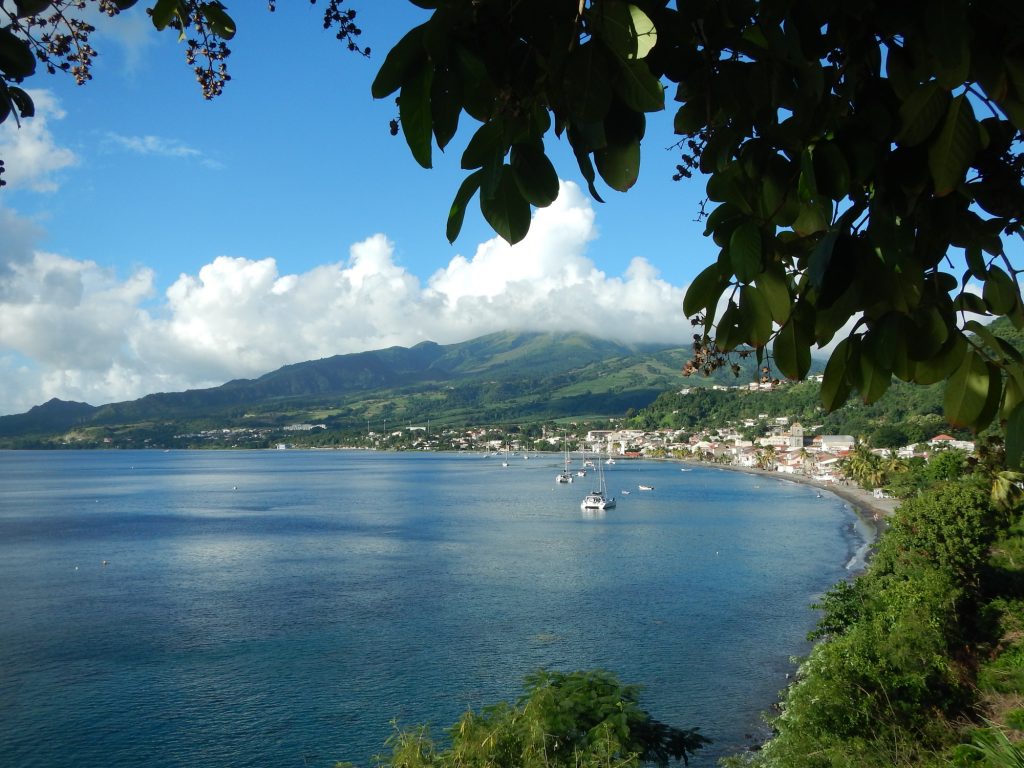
[365,0,1024,455]
[375,669,709,768]
[748,475,1014,768]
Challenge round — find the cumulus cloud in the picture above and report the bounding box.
[0,182,691,415]
[0,90,77,192]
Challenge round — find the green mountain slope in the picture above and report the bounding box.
[1,332,733,444]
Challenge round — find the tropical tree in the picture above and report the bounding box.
[366,0,1024,461]
[378,669,709,768]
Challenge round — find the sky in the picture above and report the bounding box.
[0,1,725,416]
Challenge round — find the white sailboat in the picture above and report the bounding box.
[581,449,615,510]
[555,433,573,483]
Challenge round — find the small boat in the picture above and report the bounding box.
[638,484,654,491]
[621,490,630,495]
[581,454,615,510]
[556,432,574,484]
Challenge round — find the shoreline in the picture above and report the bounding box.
[677,459,897,538]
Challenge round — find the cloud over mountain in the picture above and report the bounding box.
[0,183,690,415]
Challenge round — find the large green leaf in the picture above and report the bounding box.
[200,2,235,40]
[400,65,435,169]
[739,285,772,347]
[446,170,483,244]
[895,81,949,146]
[773,317,811,380]
[479,166,531,245]
[684,263,728,317]
[857,347,892,404]
[431,63,461,151]
[564,42,614,122]
[0,27,36,79]
[754,267,791,324]
[728,221,762,283]
[943,349,990,427]
[594,138,641,191]
[983,266,1019,314]
[13,0,51,17]
[820,338,852,412]
[1008,403,1024,469]
[461,121,505,170]
[510,143,559,207]
[912,331,966,384]
[371,25,426,99]
[928,94,979,196]
[591,1,657,61]
[615,60,665,113]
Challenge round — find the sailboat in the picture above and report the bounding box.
[580,448,615,510]
[555,433,573,484]
[502,443,510,467]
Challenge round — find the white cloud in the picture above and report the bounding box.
[106,132,222,168]
[0,182,691,415]
[0,90,77,192]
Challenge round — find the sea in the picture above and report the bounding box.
[0,450,873,767]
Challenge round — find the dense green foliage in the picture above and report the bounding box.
[730,473,1021,768]
[367,0,1024,455]
[376,670,709,768]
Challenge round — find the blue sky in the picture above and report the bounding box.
[0,1,720,415]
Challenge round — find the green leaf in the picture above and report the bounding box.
[715,301,744,352]
[399,65,434,169]
[728,221,762,283]
[564,42,614,122]
[820,339,852,412]
[684,263,728,317]
[594,138,640,192]
[446,170,483,244]
[479,166,531,244]
[430,63,461,151]
[200,2,235,40]
[1007,403,1024,469]
[913,330,967,384]
[614,60,665,113]
[983,266,1019,315]
[8,86,33,118]
[754,268,791,324]
[857,347,892,404]
[974,361,1003,433]
[807,228,839,292]
[0,27,36,79]
[739,285,772,347]
[896,81,950,146]
[150,0,183,31]
[773,317,811,380]
[928,94,979,196]
[792,199,831,236]
[591,1,657,61]
[461,121,505,170]
[944,349,990,427]
[13,0,51,17]
[571,144,605,203]
[510,143,559,207]
[371,25,426,99]
[813,142,851,201]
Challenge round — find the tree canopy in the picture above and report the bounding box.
[3,0,1024,463]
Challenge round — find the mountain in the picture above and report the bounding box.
[1,331,742,445]
[0,398,98,438]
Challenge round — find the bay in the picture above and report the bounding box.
[0,450,870,767]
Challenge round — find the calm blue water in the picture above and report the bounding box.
[0,450,870,767]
